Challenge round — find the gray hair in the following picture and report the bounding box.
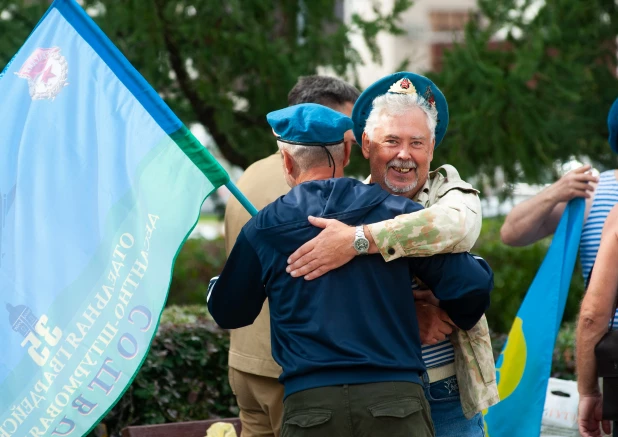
[288,76,360,108]
[364,93,438,142]
[277,140,345,172]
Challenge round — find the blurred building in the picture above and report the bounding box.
[345,0,478,88]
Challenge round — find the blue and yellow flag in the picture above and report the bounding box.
[484,198,585,436]
[0,1,253,435]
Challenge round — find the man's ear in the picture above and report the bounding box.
[361,132,371,159]
[281,149,295,176]
[342,141,352,168]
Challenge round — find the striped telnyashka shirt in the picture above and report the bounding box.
[415,277,455,369]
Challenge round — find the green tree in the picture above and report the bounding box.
[431,0,618,185]
[0,0,412,172]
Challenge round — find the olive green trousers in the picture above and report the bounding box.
[281,381,435,437]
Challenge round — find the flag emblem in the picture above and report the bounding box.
[15,47,68,100]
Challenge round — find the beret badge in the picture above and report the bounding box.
[388,77,417,96]
[387,78,437,110]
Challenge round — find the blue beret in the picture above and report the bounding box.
[608,98,618,154]
[352,72,449,147]
[267,103,353,146]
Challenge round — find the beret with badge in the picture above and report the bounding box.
[351,72,449,147]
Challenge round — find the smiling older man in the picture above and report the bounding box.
[285,72,498,437]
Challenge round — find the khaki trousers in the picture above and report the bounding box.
[229,367,284,437]
[281,381,434,437]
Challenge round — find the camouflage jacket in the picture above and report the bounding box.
[366,164,499,418]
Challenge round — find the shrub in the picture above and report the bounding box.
[167,238,227,306]
[551,322,576,380]
[97,305,237,437]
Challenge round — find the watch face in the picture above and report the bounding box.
[355,238,369,252]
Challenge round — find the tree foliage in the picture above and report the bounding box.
[431,0,618,185]
[0,0,412,171]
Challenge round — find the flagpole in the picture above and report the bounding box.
[225,181,258,216]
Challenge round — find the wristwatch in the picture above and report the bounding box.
[353,225,370,255]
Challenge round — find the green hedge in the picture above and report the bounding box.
[167,238,227,306]
[96,305,237,437]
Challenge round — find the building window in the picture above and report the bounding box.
[431,42,454,72]
[429,10,470,32]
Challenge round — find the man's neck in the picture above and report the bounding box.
[294,167,342,186]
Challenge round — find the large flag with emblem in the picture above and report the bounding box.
[0,1,255,436]
[484,198,585,436]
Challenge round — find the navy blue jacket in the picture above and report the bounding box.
[208,178,493,398]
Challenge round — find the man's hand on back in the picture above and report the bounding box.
[286,216,357,280]
[414,290,455,345]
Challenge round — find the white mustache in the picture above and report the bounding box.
[387,159,417,169]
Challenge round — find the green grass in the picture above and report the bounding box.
[198,214,220,224]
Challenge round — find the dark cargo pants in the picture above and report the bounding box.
[281,381,435,437]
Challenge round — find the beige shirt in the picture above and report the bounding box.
[224,153,288,378]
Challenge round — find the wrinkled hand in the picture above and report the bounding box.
[415,301,455,345]
[286,216,356,280]
[578,393,611,437]
[413,290,440,307]
[550,164,598,202]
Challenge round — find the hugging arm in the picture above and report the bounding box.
[286,184,480,280]
[410,253,493,330]
[207,229,266,329]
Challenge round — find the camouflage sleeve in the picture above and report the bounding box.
[367,187,482,261]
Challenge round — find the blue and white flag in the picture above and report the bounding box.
[484,198,585,437]
[0,1,244,435]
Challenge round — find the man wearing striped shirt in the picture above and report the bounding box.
[286,72,497,436]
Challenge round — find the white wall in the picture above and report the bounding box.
[346,0,477,88]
